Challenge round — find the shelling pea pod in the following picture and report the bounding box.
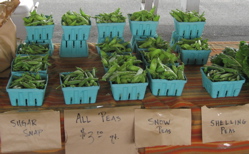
[202,65,241,82]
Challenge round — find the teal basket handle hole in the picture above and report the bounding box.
[137,93,140,100]
[70,97,73,104]
[15,99,18,106]
[34,99,38,106]
[88,97,91,104]
[25,99,28,106]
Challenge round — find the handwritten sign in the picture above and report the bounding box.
[135,108,191,148]
[64,106,140,154]
[0,110,61,153]
[202,105,249,143]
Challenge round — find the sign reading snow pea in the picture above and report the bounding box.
[0,110,61,153]
[135,108,191,148]
[64,106,139,154]
[202,105,249,143]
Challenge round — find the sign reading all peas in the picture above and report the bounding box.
[64,106,139,154]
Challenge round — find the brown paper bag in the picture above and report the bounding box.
[0,0,20,27]
[0,18,16,72]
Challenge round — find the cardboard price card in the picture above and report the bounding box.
[64,106,140,154]
[135,108,191,148]
[0,110,61,153]
[202,105,249,143]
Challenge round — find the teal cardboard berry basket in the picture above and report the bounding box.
[59,72,100,104]
[148,73,187,96]
[110,81,148,101]
[61,21,91,41]
[128,14,159,36]
[180,49,211,65]
[200,67,245,98]
[6,72,48,106]
[173,19,206,39]
[95,17,126,41]
[59,38,89,57]
[25,24,54,40]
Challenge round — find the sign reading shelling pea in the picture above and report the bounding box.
[202,105,249,143]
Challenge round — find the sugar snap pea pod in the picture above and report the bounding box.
[27,61,40,65]
[63,74,71,85]
[76,67,85,73]
[102,64,119,81]
[176,65,185,80]
[92,67,97,77]
[109,73,119,82]
[75,74,84,80]
[87,71,94,78]
[20,82,36,89]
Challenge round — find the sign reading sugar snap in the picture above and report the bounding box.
[135,108,191,148]
[0,110,61,153]
[64,106,139,154]
[202,105,249,143]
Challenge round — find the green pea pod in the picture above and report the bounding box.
[111,43,125,49]
[150,49,162,59]
[150,58,158,71]
[176,65,185,80]
[153,15,160,21]
[108,38,117,46]
[127,65,141,71]
[189,16,200,22]
[139,39,153,48]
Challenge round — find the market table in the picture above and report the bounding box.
[1,41,249,154]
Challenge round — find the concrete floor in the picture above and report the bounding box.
[31,0,249,43]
